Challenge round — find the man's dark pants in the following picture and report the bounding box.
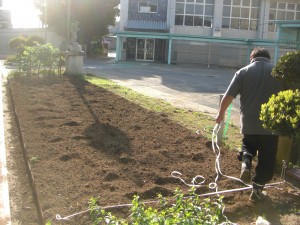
[242,134,279,185]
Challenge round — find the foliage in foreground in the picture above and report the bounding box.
[20,43,63,75]
[8,34,63,76]
[7,44,64,77]
[89,188,229,225]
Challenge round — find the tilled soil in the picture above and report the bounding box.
[4,75,300,225]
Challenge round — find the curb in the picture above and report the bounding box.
[0,69,11,224]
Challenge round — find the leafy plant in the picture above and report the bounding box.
[88,188,229,224]
[272,51,300,87]
[260,89,300,138]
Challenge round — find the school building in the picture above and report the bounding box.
[116,0,300,67]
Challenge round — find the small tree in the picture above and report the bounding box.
[261,50,300,134]
[260,50,300,165]
[271,50,300,88]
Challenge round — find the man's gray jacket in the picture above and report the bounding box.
[224,57,283,134]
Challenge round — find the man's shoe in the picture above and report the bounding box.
[236,150,243,161]
[240,162,251,183]
[250,188,267,202]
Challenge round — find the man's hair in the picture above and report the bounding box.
[251,48,271,60]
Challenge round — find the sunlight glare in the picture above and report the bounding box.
[3,0,41,28]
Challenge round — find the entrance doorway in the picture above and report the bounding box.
[126,38,165,62]
[136,38,155,61]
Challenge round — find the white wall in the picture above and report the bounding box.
[168,0,176,34]
[213,0,223,37]
[221,29,259,39]
[174,26,212,36]
[119,0,128,32]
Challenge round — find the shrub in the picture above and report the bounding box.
[260,89,300,138]
[4,55,18,64]
[9,35,45,50]
[8,36,26,54]
[8,70,23,78]
[25,35,45,46]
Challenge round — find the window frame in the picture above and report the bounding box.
[175,0,214,28]
[222,0,260,30]
[138,0,158,13]
[268,1,300,32]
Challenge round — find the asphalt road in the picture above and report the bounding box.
[83,57,240,124]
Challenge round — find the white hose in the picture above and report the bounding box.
[211,124,252,191]
[56,124,286,223]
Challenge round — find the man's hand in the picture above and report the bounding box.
[215,95,234,124]
[215,113,225,124]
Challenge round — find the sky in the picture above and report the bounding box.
[2,0,119,28]
[3,0,41,28]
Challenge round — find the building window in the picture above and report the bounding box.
[269,1,300,32]
[222,0,260,30]
[175,0,214,28]
[138,1,158,13]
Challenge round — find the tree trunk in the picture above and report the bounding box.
[276,136,293,167]
[290,138,300,166]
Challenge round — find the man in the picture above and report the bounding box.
[215,48,282,201]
